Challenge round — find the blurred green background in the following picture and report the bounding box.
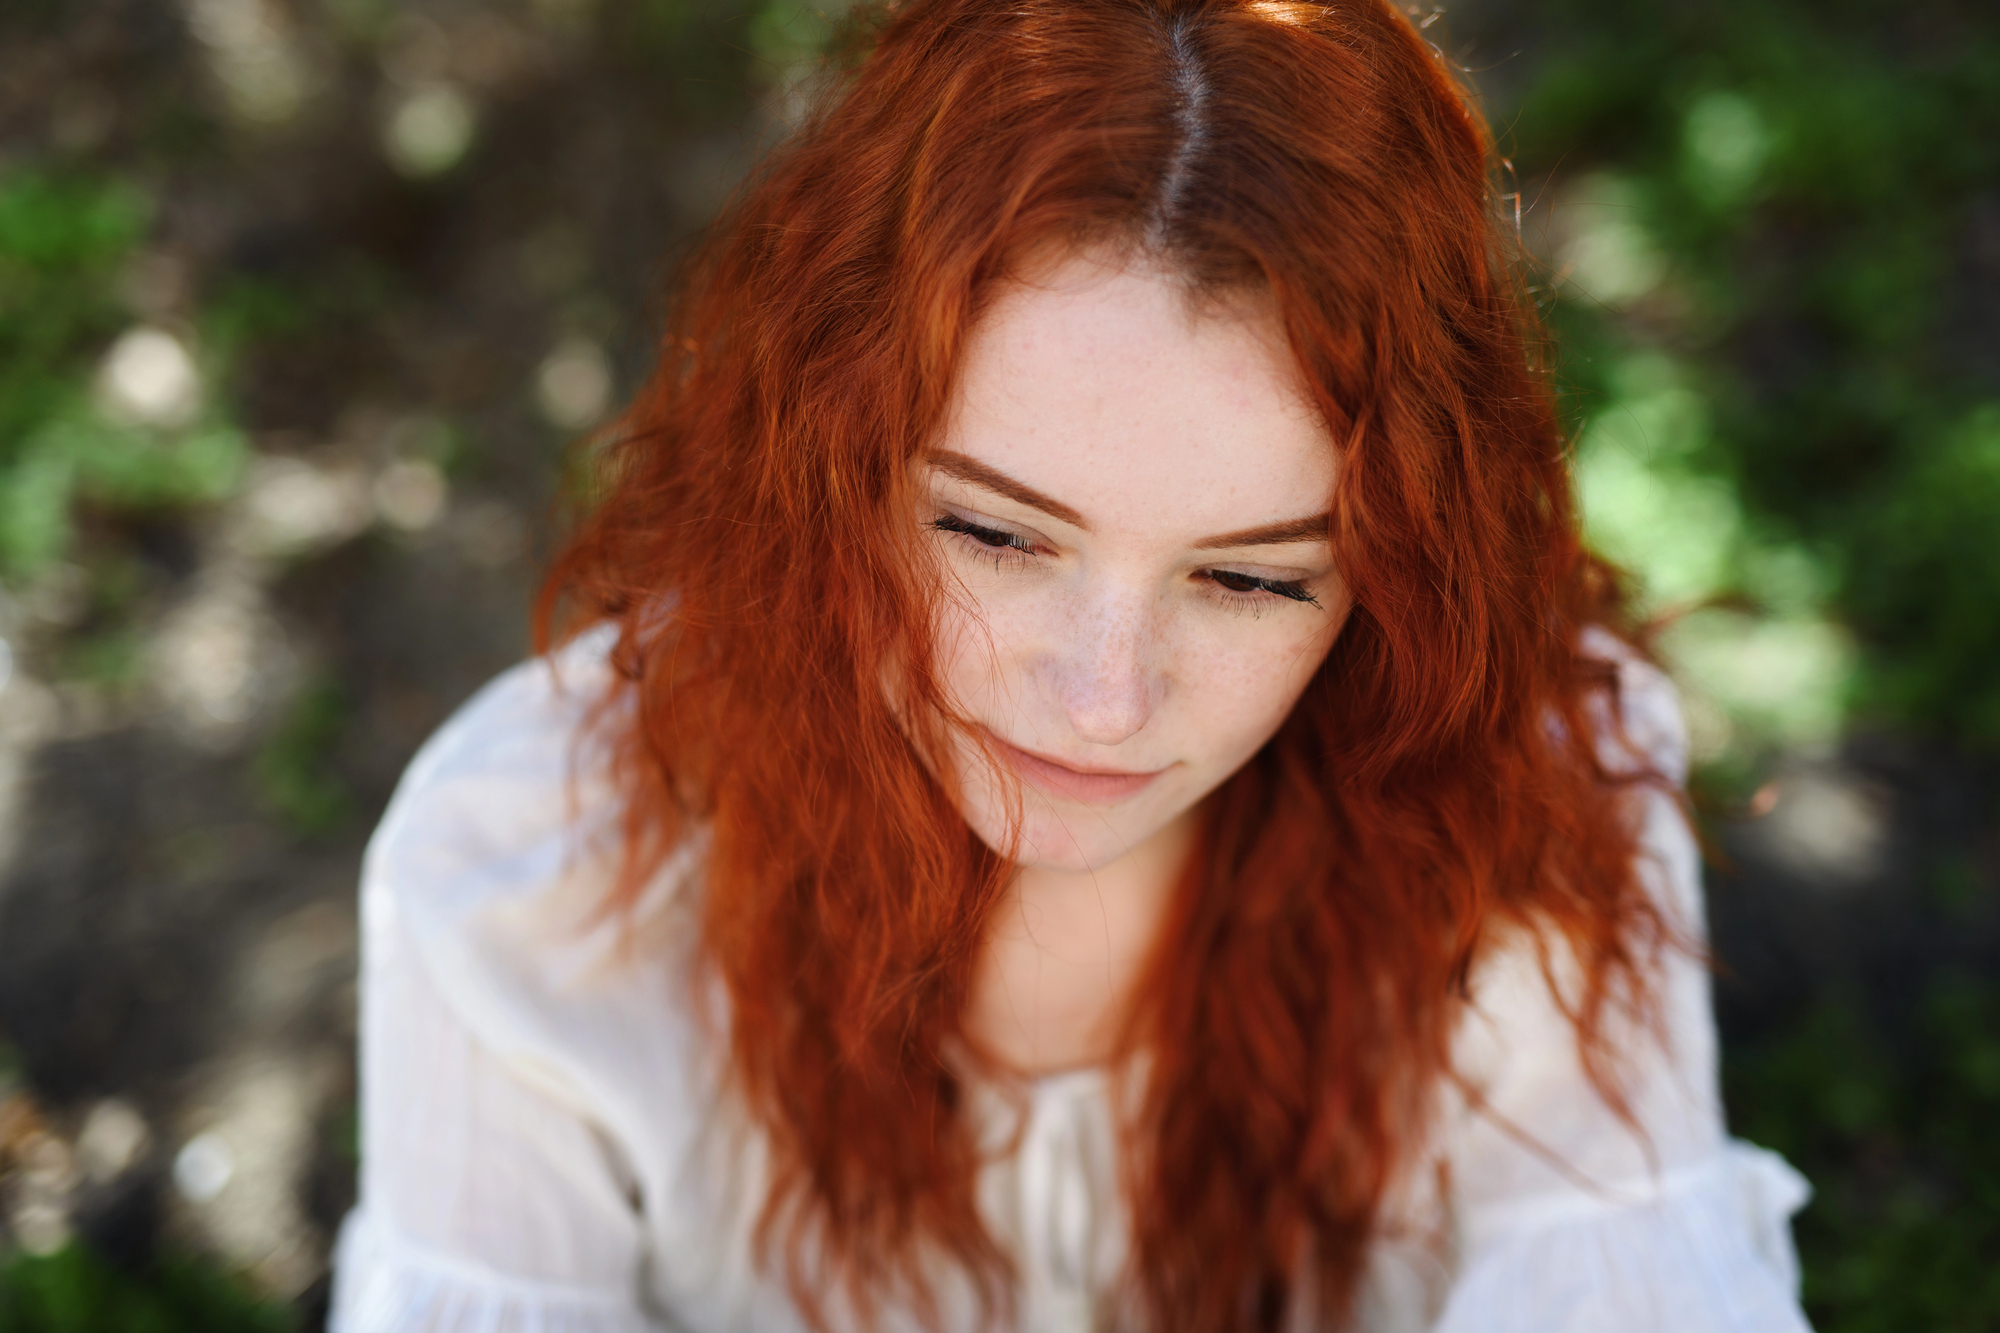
[0,0,1994,1328]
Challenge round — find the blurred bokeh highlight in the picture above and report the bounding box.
[0,0,1994,1328]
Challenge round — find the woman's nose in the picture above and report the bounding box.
[1054,604,1160,747]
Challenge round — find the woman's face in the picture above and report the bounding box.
[921,253,1351,875]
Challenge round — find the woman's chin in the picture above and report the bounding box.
[1003,809,1167,877]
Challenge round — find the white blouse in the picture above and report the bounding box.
[329,629,1816,1333]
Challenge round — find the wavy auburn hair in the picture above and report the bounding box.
[542,1,1666,1328]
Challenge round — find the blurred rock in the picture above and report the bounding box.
[96,327,203,430]
[76,1098,151,1184]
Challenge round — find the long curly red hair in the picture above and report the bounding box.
[540,1,1664,1328]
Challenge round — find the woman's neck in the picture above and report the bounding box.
[964,806,1197,1078]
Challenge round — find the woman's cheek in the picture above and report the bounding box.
[932,601,995,716]
[1183,624,1332,767]
[932,582,1040,717]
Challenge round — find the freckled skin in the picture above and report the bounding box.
[924,253,1353,1073]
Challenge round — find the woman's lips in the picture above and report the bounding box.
[983,731,1167,805]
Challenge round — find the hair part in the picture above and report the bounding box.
[1147,10,1212,248]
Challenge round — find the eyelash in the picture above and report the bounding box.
[929,513,1323,610]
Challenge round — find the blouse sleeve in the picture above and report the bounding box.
[1432,642,1815,1333]
[330,847,661,1333]
[329,636,668,1333]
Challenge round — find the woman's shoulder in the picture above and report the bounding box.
[1436,626,1720,1201]
[1578,623,1689,787]
[360,626,709,1104]
[366,624,620,892]
[1427,636,1813,1329]
[360,624,693,939]
[1467,626,1703,1028]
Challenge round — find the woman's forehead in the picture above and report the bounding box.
[941,256,1335,543]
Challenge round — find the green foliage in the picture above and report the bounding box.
[1724,973,2000,1330]
[0,172,147,271]
[254,679,356,837]
[202,276,323,355]
[1846,406,2000,736]
[750,0,842,72]
[610,0,770,119]
[0,1243,291,1333]
[0,172,149,455]
[1496,0,2000,745]
[329,1100,360,1166]
[0,168,247,577]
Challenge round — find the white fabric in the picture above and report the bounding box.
[330,627,1815,1333]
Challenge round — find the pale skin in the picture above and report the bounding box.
[920,251,1353,1076]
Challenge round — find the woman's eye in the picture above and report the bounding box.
[1203,569,1321,607]
[1208,570,1262,594]
[932,514,1033,554]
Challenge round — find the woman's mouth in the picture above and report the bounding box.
[982,730,1168,805]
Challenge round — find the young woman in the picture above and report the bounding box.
[330,2,1815,1330]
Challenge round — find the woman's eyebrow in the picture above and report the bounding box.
[1191,514,1331,550]
[925,451,1091,529]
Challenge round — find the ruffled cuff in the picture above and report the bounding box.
[1436,1141,1814,1333]
[329,1207,661,1333]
